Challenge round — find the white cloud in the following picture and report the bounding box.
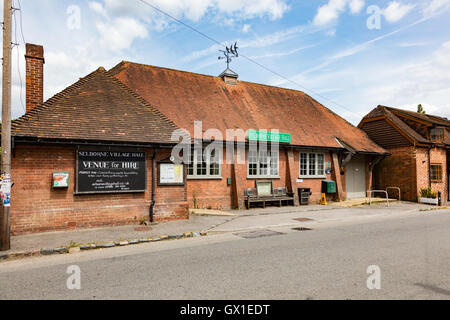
[249,44,317,59]
[423,0,450,16]
[214,0,290,20]
[96,17,148,51]
[182,24,318,63]
[276,40,450,124]
[274,13,436,87]
[313,0,365,26]
[364,41,450,118]
[326,29,337,36]
[88,1,108,18]
[101,0,290,23]
[313,0,347,26]
[382,1,415,23]
[349,0,365,14]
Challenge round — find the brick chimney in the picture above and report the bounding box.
[25,43,45,113]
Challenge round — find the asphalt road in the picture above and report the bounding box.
[1,211,449,300]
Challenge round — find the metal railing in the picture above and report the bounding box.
[367,190,389,207]
[386,187,401,202]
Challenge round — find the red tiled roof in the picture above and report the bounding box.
[109,61,387,154]
[12,67,179,144]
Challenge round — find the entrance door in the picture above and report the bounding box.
[346,157,366,199]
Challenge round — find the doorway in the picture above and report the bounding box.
[345,156,366,199]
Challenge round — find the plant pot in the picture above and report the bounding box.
[419,197,439,205]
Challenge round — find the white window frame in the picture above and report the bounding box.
[299,152,326,178]
[187,147,222,180]
[247,148,280,179]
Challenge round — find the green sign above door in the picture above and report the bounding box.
[248,130,292,144]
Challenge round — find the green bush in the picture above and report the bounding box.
[420,187,437,199]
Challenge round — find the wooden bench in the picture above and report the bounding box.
[244,181,295,209]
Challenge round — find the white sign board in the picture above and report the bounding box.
[159,163,184,185]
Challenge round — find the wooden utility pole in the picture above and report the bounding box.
[1,0,12,251]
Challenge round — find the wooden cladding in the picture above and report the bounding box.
[361,119,412,149]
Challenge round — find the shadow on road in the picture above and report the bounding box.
[415,283,450,296]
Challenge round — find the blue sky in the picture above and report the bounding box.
[3,0,450,124]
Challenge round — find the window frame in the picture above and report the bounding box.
[187,147,222,180]
[299,152,326,179]
[247,148,280,179]
[430,127,445,142]
[430,163,443,182]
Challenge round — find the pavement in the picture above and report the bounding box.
[209,202,431,233]
[0,206,449,300]
[2,201,443,257]
[8,215,232,254]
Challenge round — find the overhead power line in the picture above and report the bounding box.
[137,0,358,117]
[12,0,25,114]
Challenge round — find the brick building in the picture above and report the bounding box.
[6,43,388,235]
[359,106,449,203]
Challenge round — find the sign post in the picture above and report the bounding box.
[1,0,12,251]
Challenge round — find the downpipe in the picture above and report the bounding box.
[149,148,158,223]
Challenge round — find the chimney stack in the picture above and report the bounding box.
[25,43,45,113]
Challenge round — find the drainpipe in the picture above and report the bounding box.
[149,148,158,223]
[428,147,432,188]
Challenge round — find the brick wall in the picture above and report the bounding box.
[187,149,233,210]
[374,146,448,202]
[11,144,188,235]
[374,146,417,201]
[417,147,448,203]
[186,148,340,209]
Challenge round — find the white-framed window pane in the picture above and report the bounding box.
[209,149,220,176]
[317,154,325,176]
[270,151,279,176]
[309,153,316,176]
[247,149,278,177]
[196,150,207,176]
[259,150,268,176]
[300,152,326,177]
[188,148,221,178]
[248,149,258,176]
[300,153,308,176]
[187,151,194,176]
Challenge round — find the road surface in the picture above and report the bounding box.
[0,210,449,300]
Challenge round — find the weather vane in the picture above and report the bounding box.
[218,42,239,69]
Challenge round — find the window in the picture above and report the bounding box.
[299,153,326,178]
[187,147,221,179]
[247,149,279,178]
[430,128,444,142]
[430,164,442,182]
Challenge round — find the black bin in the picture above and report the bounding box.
[298,188,312,205]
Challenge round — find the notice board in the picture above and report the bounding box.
[76,150,146,194]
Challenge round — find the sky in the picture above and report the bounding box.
[1,0,450,125]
